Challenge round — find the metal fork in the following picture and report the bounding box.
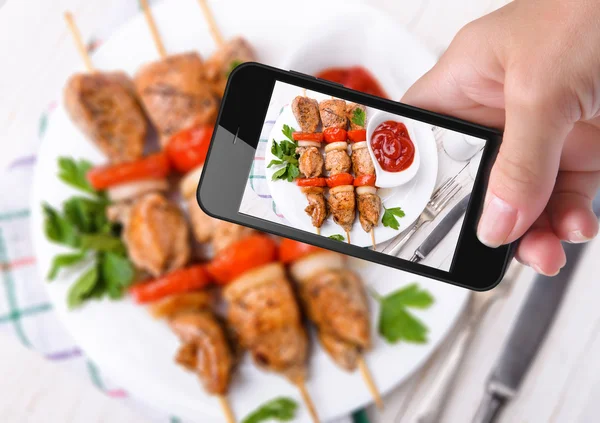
[380,177,462,256]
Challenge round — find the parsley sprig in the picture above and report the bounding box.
[269,125,300,182]
[43,157,135,309]
[241,397,298,423]
[381,205,406,230]
[371,283,434,344]
[351,108,366,127]
[328,234,345,241]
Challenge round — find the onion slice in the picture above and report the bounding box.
[330,185,354,194]
[298,140,322,148]
[290,251,345,282]
[356,186,377,195]
[324,141,348,153]
[180,165,204,199]
[107,179,168,202]
[351,141,368,150]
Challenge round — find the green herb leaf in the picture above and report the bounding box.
[101,252,135,299]
[63,197,107,233]
[381,206,406,230]
[267,159,284,168]
[282,125,296,143]
[226,59,243,77]
[43,203,79,247]
[67,264,99,309]
[80,233,125,253]
[47,252,87,281]
[270,137,300,182]
[242,397,298,423]
[57,157,95,195]
[352,108,366,127]
[329,234,345,241]
[271,166,288,181]
[373,283,434,344]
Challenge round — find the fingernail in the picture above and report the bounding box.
[566,230,591,244]
[477,194,518,248]
[531,263,560,277]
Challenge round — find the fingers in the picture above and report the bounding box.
[477,84,573,247]
[560,118,600,172]
[547,170,600,242]
[515,212,566,276]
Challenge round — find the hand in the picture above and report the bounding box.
[403,0,600,276]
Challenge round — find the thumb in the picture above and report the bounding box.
[477,91,572,247]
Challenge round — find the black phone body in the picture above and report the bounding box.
[198,63,516,291]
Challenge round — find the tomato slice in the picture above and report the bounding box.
[323,128,347,143]
[292,132,324,142]
[354,174,376,187]
[348,129,367,143]
[129,265,211,304]
[279,238,324,264]
[326,173,354,188]
[87,152,171,190]
[207,234,278,284]
[166,125,214,173]
[296,177,327,187]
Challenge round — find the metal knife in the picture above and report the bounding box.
[410,194,471,263]
[472,192,600,423]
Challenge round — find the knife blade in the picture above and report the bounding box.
[472,191,600,423]
[410,194,471,263]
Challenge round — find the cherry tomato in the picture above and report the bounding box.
[296,177,327,187]
[326,173,354,188]
[87,152,171,190]
[323,128,347,143]
[347,129,367,143]
[292,132,324,142]
[206,235,278,284]
[354,175,376,187]
[166,125,214,173]
[279,238,324,264]
[129,265,211,304]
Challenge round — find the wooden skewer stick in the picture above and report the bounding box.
[197,0,225,47]
[139,0,167,58]
[370,228,376,249]
[296,380,320,423]
[302,88,307,97]
[358,357,384,410]
[218,395,236,423]
[346,230,351,244]
[316,227,321,235]
[64,12,95,72]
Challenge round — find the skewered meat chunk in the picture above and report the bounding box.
[357,193,381,233]
[325,147,351,175]
[346,103,367,130]
[319,99,347,129]
[318,332,361,371]
[351,143,375,177]
[301,187,328,228]
[328,186,356,233]
[223,263,308,383]
[297,146,324,178]
[110,193,190,276]
[171,311,233,395]
[64,72,147,163]
[187,197,216,243]
[292,96,320,133]
[205,37,256,82]
[212,221,255,254]
[134,52,219,147]
[151,292,213,319]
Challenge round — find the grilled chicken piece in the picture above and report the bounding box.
[112,193,190,276]
[204,37,256,85]
[64,72,147,163]
[351,143,375,177]
[328,186,356,233]
[223,263,308,383]
[187,197,216,243]
[301,187,328,228]
[134,52,219,147]
[292,96,320,133]
[319,99,347,129]
[297,146,324,178]
[171,311,234,395]
[212,221,255,254]
[151,292,213,319]
[324,142,351,175]
[289,251,371,371]
[357,192,381,233]
[346,103,367,131]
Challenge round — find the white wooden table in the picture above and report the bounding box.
[3,1,600,422]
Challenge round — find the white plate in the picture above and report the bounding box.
[30,1,468,422]
[266,103,438,247]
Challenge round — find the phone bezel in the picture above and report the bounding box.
[198,62,516,291]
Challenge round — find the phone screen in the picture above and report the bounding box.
[238,80,487,272]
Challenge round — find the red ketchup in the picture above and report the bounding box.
[371,121,415,172]
[315,66,388,98]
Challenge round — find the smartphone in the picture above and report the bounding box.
[198,63,516,290]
